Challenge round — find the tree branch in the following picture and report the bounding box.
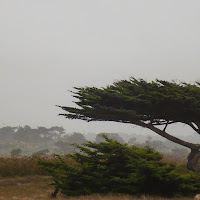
[185,122,200,135]
[162,121,169,132]
[151,121,176,126]
[194,121,200,131]
[187,149,200,172]
[133,121,199,150]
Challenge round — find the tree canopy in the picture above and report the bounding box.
[58,78,200,171]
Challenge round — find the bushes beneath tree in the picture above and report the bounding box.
[38,135,200,197]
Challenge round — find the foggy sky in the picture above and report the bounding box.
[1,0,200,136]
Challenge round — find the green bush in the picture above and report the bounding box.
[39,135,186,197]
[181,172,200,195]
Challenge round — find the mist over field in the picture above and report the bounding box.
[0,125,197,162]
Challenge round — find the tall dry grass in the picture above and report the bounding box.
[162,154,187,165]
[0,156,47,177]
[161,154,190,176]
[0,155,75,177]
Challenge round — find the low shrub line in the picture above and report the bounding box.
[38,135,200,198]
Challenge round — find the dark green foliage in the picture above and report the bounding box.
[58,78,200,125]
[39,136,183,197]
[181,172,200,195]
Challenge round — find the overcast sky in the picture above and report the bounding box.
[1,0,200,137]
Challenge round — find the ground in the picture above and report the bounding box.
[0,176,194,200]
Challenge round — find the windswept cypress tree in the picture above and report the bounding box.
[58,78,200,172]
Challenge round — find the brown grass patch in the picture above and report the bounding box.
[0,176,195,200]
[162,154,187,165]
[0,155,74,177]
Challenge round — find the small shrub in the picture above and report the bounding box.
[181,172,200,195]
[38,135,183,197]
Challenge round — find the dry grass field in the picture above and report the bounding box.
[0,176,195,200]
[0,156,195,200]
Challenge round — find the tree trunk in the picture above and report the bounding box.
[147,124,200,172]
[134,121,200,172]
[187,148,200,172]
[51,187,59,198]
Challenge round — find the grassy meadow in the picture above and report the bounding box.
[0,155,196,200]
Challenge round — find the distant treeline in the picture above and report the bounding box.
[0,126,189,159]
[0,125,65,143]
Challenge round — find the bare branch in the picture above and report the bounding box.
[185,122,200,135]
[133,121,198,149]
[194,121,200,130]
[163,121,169,132]
[151,121,176,126]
